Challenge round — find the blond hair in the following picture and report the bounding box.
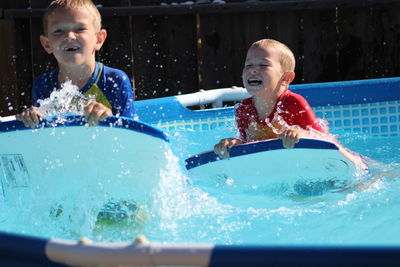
[250,39,296,72]
[43,0,101,35]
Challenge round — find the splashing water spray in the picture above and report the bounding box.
[37,80,95,120]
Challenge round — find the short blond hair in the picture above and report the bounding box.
[250,39,296,72]
[43,0,102,35]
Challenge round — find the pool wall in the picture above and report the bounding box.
[1,231,400,267]
[0,77,400,266]
[0,233,400,267]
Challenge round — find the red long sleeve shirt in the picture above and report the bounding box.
[236,90,325,141]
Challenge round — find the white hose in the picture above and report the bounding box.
[0,87,249,123]
[176,87,249,107]
[0,115,16,122]
[46,238,213,267]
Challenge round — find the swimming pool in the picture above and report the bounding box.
[0,77,400,266]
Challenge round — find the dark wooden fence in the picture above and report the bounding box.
[1,0,400,116]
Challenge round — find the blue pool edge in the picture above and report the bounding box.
[0,231,400,267]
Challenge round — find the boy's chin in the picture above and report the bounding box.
[57,56,90,66]
[245,85,264,93]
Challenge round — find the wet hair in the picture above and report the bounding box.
[42,0,101,35]
[250,39,296,72]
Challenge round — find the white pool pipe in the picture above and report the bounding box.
[175,87,249,108]
[0,87,248,123]
[0,115,16,122]
[46,236,213,267]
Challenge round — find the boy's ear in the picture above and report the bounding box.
[40,35,53,54]
[281,71,295,86]
[94,29,107,51]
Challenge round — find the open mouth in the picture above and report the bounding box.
[248,78,262,86]
[63,46,80,52]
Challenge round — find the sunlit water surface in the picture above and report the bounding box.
[1,122,399,246]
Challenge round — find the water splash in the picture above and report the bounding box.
[146,148,235,243]
[37,80,95,118]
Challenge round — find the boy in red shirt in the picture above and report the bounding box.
[214,39,366,169]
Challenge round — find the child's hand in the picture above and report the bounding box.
[214,138,243,158]
[16,107,42,128]
[277,127,302,148]
[84,101,112,126]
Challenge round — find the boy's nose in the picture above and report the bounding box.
[64,31,76,40]
[250,67,258,73]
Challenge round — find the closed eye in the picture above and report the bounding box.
[76,27,87,32]
[52,29,64,35]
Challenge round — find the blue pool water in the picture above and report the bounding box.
[147,127,400,246]
[2,123,399,246]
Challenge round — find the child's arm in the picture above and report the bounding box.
[84,101,112,126]
[214,138,243,158]
[16,107,42,128]
[277,127,303,148]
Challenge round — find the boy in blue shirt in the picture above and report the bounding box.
[17,0,135,127]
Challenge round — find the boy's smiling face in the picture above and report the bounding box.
[40,7,105,68]
[242,46,285,96]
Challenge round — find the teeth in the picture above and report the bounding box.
[63,46,79,51]
[248,78,262,86]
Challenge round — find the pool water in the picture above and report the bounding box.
[150,126,400,246]
[2,122,399,246]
